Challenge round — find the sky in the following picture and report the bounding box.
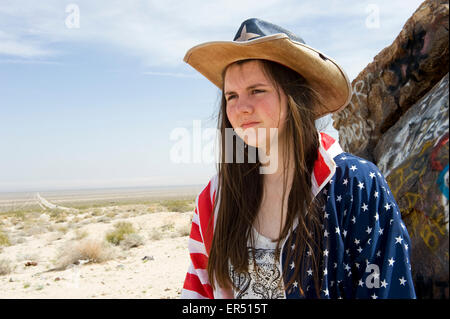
[0,0,425,192]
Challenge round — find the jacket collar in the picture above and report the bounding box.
[312,132,343,197]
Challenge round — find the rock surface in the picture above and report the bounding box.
[375,74,449,299]
[333,0,449,160]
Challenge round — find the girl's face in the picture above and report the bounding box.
[224,60,288,149]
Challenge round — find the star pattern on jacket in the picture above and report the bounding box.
[282,153,416,299]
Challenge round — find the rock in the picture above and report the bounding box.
[374,73,449,299]
[142,255,154,262]
[333,0,449,160]
[24,261,38,267]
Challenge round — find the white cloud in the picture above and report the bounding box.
[0,0,425,69]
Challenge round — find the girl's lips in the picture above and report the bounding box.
[241,122,260,129]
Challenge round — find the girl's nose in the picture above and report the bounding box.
[235,96,254,114]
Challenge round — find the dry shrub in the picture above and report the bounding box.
[105,221,136,246]
[0,229,10,246]
[120,233,144,249]
[0,259,13,275]
[55,239,115,269]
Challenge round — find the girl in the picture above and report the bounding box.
[181,18,416,299]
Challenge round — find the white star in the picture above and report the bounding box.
[354,238,360,245]
[399,277,407,286]
[340,156,347,160]
[235,25,260,42]
[404,243,409,251]
[342,230,347,238]
[336,195,342,202]
[293,281,298,288]
[307,268,313,276]
[377,172,382,177]
[388,257,395,266]
[374,212,379,221]
[323,188,328,195]
[291,243,295,250]
[380,279,388,288]
[374,191,379,198]
[371,293,378,299]
[344,263,351,271]
[359,160,368,164]
[376,250,381,257]
[335,227,340,234]
[395,236,403,244]
[323,268,328,276]
[323,288,329,296]
[369,172,376,178]
[357,246,363,253]
[358,279,364,287]
[361,203,369,212]
[307,249,312,256]
[324,249,329,257]
[350,165,357,172]
[384,203,391,211]
[342,178,348,186]
[324,230,329,237]
[290,261,295,269]
[351,216,356,224]
[324,211,329,219]
[378,228,384,235]
[366,226,372,234]
[357,181,365,190]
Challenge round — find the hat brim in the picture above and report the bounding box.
[184,34,352,117]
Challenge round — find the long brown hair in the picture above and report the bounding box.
[208,59,325,297]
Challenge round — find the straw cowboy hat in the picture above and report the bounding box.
[184,18,352,117]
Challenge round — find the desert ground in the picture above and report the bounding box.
[0,189,199,299]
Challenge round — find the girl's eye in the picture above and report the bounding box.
[227,95,237,101]
[252,89,265,94]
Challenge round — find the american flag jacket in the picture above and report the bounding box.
[181,132,416,299]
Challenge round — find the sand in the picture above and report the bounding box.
[0,203,193,299]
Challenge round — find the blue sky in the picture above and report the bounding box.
[0,0,424,192]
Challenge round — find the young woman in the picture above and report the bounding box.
[181,18,416,299]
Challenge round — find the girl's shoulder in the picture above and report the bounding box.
[333,152,383,178]
[330,152,390,194]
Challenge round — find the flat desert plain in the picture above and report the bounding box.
[0,186,202,299]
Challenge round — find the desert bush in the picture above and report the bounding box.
[175,223,191,237]
[105,221,136,246]
[0,259,13,275]
[160,199,195,213]
[120,233,145,249]
[55,239,115,269]
[73,229,88,240]
[0,229,10,246]
[149,228,165,241]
